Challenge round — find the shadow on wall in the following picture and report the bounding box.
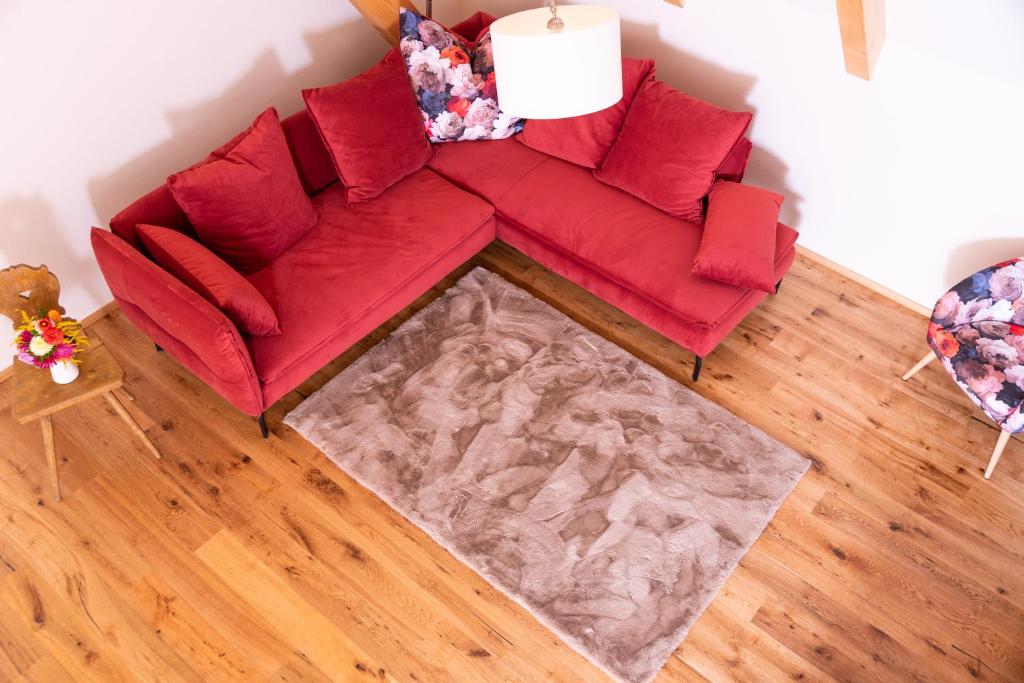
[0,195,107,309]
[620,18,803,229]
[87,19,385,227]
[945,238,1024,289]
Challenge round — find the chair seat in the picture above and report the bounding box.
[927,257,1024,433]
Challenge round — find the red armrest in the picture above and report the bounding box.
[91,228,264,416]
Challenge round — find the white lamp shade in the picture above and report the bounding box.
[490,5,621,120]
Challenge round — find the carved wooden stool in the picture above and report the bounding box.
[12,342,160,500]
[3,264,160,501]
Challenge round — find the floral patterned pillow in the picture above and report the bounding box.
[399,8,524,143]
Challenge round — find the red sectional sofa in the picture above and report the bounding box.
[91,40,797,436]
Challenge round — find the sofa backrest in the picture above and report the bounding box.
[716,136,753,184]
[109,109,337,250]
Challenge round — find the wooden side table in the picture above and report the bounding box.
[11,342,161,501]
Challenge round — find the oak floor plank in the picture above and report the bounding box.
[1,248,1022,682]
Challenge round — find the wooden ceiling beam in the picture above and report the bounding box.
[347,0,421,46]
[836,0,885,79]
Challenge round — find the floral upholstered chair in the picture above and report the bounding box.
[903,258,1024,479]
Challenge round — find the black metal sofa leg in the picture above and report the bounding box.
[692,356,703,382]
[775,279,783,294]
[155,343,163,352]
[258,413,269,439]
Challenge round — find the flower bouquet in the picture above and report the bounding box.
[15,309,89,384]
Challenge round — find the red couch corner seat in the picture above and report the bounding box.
[429,143,797,357]
[246,170,494,408]
[95,109,495,417]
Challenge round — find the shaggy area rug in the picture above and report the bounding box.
[285,267,809,683]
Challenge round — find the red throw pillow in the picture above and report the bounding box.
[449,10,497,46]
[303,49,433,206]
[137,225,281,335]
[520,58,655,169]
[692,182,783,292]
[595,80,752,223]
[167,107,317,274]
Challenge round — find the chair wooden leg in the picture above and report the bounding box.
[40,414,60,502]
[104,391,161,460]
[984,430,1012,480]
[902,351,936,381]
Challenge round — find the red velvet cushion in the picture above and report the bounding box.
[520,58,655,169]
[449,10,497,45]
[303,49,432,206]
[428,137,550,204]
[280,109,339,194]
[167,107,318,274]
[692,181,783,292]
[137,225,280,336]
[595,80,752,222]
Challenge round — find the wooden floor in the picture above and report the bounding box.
[1,244,1022,682]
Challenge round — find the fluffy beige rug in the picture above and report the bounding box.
[285,267,809,683]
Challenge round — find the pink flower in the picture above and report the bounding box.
[989,264,1024,301]
[407,47,449,94]
[976,337,1019,369]
[976,320,1010,339]
[932,291,961,325]
[955,298,992,326]
[409,61,447,93]
[983,395,1014,419]
[464,97,499,129]
[954,326,980,346]
[447,63,483,99]
[1007,334,1024,358]
[400,36,424,59]
[955,359,1005,397]
[417,19,453,50]
[51,344,74,360]
[1005,365,1024,392]
[1005,408,1024,432]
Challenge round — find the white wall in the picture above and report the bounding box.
[470,0,1024,311]
[0,0,458,370]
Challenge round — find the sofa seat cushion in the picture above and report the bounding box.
[495,157,796,328]
[245,169,495,385]
[427,137,550,204]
